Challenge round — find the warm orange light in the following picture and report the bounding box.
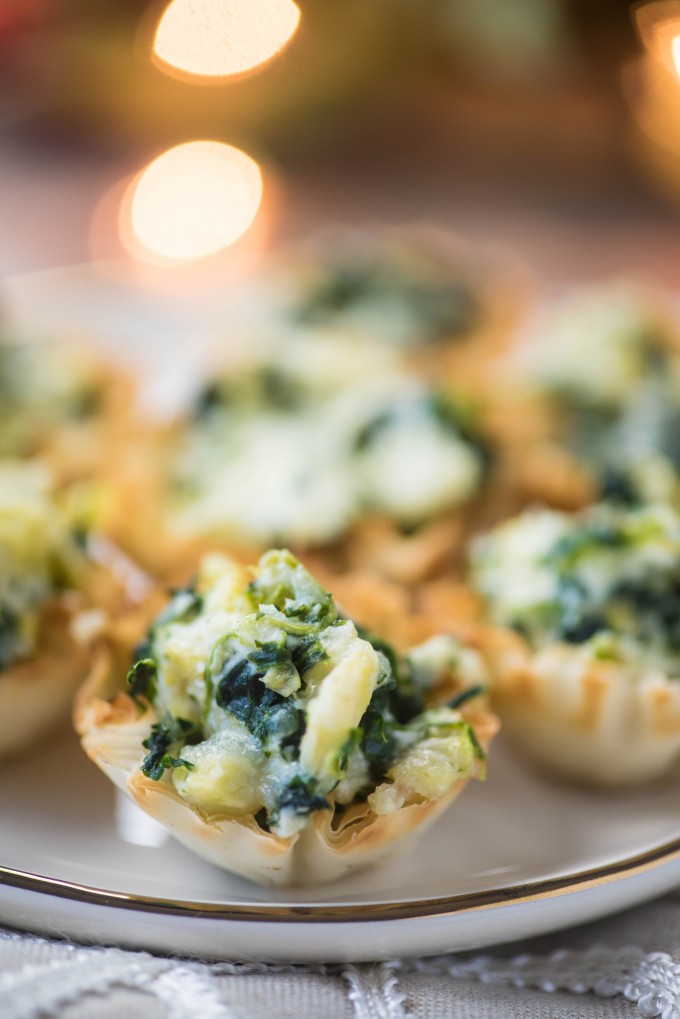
[152,0,300,81]
[672,34,680,76]
[127,141,263,262]
[635,3,680,74]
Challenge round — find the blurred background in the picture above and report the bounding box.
[2,0,680,286]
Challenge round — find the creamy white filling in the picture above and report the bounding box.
[516,285,658,408]
[0,460,78,661]
[473,504,680,677]
[472,509,571,623]
[171,374,484,546]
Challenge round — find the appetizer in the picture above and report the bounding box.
[499,282,680,510]
[278,228,484,348]
[111,358,494,584]
[173,372,488,543]
[76,549,497,885]
[232,226,527,389]
[0,331,133,484]
[0,460,104,757]
[471,501,680,785]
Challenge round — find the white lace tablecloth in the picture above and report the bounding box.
[3,891,680,1019]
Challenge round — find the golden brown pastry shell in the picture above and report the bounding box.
[74,636,498,887]
[478,627,680,787]
[0,599,91,759]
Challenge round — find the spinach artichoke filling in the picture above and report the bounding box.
[130,550,486,839]
[0,340,102,458]
[0,461,83,668]
[520,287,680,506]
[285,239,481,347]
[556,363,680,508]
[170,368,489,546]
[472,503,680,675]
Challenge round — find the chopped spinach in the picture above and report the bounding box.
[353,410,395,452]
[134,548,485,830]
[291,634,328,675]
[155,587,203,628]
[357,673,424,784]
[141,718,199,780]
[352,392,491,475]
[273,775,329,821]
[600,468,641,507]
[611,575,680,652]
[290,257,480,343]
[127,658,158,704]
[192,381,226,420]
[355,626,400,681]
[545,522,626,572]
[248,642,292,670]
[259,366,305,410]
[447,685,485,710]
[211,644,305,751]
[0,606,21,671]
[132,635,153,664]
[359,697,401,784]
[249,550,336,631]
[254,807,271,832]
[335,728,362,773]
[293,263,377,322]
[464,721,485,761]
[553,576,608,644]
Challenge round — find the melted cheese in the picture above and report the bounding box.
[170,371,485,547]
[0,460,81,664]
[299,622,381,778]
[517,285,659,408]
[141,552,483,837]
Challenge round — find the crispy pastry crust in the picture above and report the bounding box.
[274,224,532,391]
[486,284,680,514]
[28,356,136,488]
[103,450,519,590]
[74,642,498,886]
[0,599,91,759]
[0,541,161,761]
[100,233,529,586]
[478,627,680,786]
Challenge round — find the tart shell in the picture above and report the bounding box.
[75,640,498,887]
[478,627,680,786]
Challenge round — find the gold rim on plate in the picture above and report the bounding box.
[2,832,680,925]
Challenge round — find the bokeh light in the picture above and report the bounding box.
[125,140,263,263]
[672,34,680,76]
[153,0,300,81]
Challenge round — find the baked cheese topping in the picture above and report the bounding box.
[168,368,488,546]
[518,285,669,409]
[278,231,482,348]
[129,550,487,839]
[516,284,680,506]
[472,502,680,677]
[0,460,84,668]
[0,339,104,458]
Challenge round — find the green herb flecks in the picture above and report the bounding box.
[211,644,306,754]
[291,634,328,675]
[249,549,337,634]
[447,685,485,710]
[127,658,158,704]
[141,718,200,781]
[271,775,330,826]
[155,587,203,628]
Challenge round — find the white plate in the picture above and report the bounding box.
[2,263,680,963]
[2,723,680,963]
